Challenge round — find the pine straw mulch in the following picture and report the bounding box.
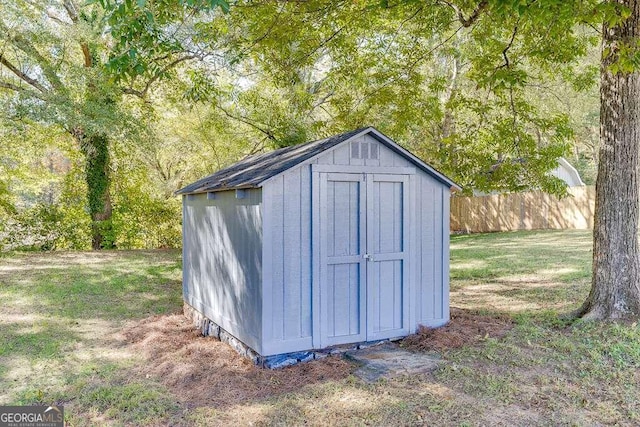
[401,307,514,353]
[120,313,355,408]
[120,308,512,408]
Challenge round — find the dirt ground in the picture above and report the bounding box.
[120,307,513,409]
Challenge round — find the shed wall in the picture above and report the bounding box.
[261,134,450,355]
[261,166,314,355]
[183,189,263,352]
[415,174,449,327]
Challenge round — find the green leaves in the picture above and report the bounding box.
[0,180,16,216]
[101,0,228,82]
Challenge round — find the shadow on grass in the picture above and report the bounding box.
[0,251,183,321]
[0,324,82,359]
[0,250,186,423]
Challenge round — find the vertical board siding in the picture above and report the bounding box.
[379,144,396,167]
[415,174,447,325]
[442,190,451,322]
[183,190,263,352]
[299,165,313,337]
[408,174,417,331]
[182,197,189,298]
[283,169,302,339]
[311,168,321,348]
[333,143,350,165]
[263,164,314,354]
[262,183,274,345]
[419,175,434,323]
[433,186,444,319]
[270,176,285,342]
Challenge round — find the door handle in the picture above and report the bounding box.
[364,254,374,261]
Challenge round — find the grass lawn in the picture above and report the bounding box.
[1,230,639,425]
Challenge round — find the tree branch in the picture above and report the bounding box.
[11,33,66,90]
[45,7,73,25]
[62,0,79,22]
[294,26,345,66]
[121,87,145,97]
[81,44,92,67]
[0,79,46,100]
[0,17,67,91]
[0,53,47,93]
[500,25,519,69]
[441,0,488,27]
[61,0,92,67]
[216,105,278,142]
[123,54,198,99]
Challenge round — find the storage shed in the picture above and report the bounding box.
[177,127,460,363]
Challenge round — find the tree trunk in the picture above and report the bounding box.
[579,0,640,319]
[76,132,114,250]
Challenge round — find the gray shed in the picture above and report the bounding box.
[177,127,460,362]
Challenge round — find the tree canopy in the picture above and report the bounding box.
[0,1,606,257]
[0,0,604,250]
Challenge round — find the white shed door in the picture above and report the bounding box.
[318,172,409,347]
[366,174,410,341]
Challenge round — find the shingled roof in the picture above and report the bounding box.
[176,127,459,195]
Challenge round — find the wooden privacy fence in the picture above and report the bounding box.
[450,186,596,233]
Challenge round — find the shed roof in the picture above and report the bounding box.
[176,127,460,195]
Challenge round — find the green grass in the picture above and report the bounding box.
[450,230,593,318]
[0,250,182,425]
[1,231,639,426]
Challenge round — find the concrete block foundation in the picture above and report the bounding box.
[183,302,394,369]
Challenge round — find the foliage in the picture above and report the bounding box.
[0,0,227,249]
[0,116,182,250]
[181,0,603,195]
[0,0,609,250]
[81,134,110,215]
[111,156,182,249]
[0,180,16,216]
[99,0,229,82]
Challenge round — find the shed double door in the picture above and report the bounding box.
[317,171,409,347]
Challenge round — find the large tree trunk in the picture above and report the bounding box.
[579,0,640,319]
[76,132,114,250]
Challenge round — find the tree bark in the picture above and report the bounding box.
[579,0,640,319]
[76,132,114,250]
